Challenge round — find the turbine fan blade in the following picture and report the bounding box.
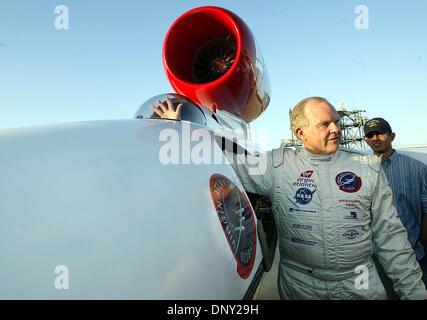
[192,37,237,84]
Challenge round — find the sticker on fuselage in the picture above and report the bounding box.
[210,174,257,279]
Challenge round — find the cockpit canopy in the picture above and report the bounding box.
[134,93,206,126]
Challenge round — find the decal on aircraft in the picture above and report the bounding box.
[210,174,257,279]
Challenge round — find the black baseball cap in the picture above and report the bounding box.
[364,118,392,137]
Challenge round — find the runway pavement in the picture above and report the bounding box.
[256,247,280,300]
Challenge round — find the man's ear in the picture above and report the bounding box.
[295,127,304,141]
[390,132,396,142]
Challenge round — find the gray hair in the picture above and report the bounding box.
[290,97,334,133]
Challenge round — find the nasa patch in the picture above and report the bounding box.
[210,174,256,279]
[294,188,316,205]
[335,171,362,193]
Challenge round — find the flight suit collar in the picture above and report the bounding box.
[297,147,338,164]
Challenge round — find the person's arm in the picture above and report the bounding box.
[229,149,275,198]
[371,167,427,299]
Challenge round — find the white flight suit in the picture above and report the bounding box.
[232,146,427,299]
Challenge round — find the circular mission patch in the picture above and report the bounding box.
[210,174,257,279]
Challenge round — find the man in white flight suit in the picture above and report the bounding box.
[231,97,426,299]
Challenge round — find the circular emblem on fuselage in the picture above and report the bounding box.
[335,171,362,193]
[210,174,256,279]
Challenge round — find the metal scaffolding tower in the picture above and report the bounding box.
[337,104,368,149]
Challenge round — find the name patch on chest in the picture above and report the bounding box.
[289,222,320,233]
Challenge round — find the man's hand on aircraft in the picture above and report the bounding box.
[150,97,182,120]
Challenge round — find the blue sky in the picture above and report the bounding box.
[1,0,426,149]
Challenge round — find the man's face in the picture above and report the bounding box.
[297,101,342,155]
[364,131,395,155]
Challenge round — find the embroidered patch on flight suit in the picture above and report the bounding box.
[339,227,362,242]
[294,188,316,204]
[286,207,318,216]
[338,209,362,222]
[335,171,362,193]
[288,222,320,233]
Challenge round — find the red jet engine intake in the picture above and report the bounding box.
[163,6,270,123]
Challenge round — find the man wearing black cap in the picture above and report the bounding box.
[364,117,427,298]
[363,118,395,159]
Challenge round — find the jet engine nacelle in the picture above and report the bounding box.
[163,6,271,123]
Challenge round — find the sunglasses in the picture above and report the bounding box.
[365,131,384,139]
